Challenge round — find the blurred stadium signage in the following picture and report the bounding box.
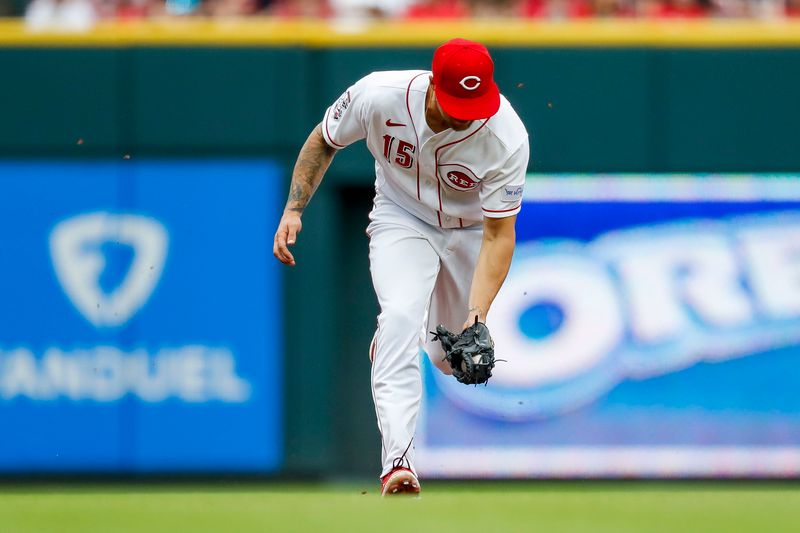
[418,175,800,478]
[0,160,282,472]
[1,212,249,403]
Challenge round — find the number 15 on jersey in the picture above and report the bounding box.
[383,135,416,169]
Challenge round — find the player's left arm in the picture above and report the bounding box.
[464,214,516,329]
[466,130,529,328]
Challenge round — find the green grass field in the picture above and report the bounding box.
[1,482,799,533]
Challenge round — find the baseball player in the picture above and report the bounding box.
[273,38,529,496]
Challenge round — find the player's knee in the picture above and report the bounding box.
[378,307,424,338]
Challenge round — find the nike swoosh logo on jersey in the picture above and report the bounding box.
[385,119,406,127]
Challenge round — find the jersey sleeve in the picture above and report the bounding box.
[320,76,370,150]
[479,140,530,218]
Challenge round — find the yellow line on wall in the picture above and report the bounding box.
[1,19,800,48]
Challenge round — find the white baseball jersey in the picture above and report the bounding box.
[321,70,529,228]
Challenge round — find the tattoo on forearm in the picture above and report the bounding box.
[285,128,335,213]
[288,183,306,206]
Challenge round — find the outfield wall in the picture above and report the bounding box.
[1,20,800,477]
[2,20,800,174]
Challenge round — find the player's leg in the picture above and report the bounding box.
[424,226,483,373]
[368,218,440,479]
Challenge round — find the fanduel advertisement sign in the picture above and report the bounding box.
[417,175,800,478]
[0,160,282,472]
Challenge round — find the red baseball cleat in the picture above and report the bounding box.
[380,467,421,497]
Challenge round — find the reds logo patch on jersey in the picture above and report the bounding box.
[438,164,480,191]
[447,171,477,190]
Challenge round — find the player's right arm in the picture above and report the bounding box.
[273,123,337,266]
[274,76,371,266]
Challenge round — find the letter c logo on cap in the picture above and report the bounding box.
[459,76,481,91]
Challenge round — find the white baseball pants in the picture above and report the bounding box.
[367,195,482,478]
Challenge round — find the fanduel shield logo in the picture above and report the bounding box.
[50,212,168,328]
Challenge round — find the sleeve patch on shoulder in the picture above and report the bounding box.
[332,91,351,121]
[501,185,524,202]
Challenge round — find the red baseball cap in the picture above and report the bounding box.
[432,38,501,121]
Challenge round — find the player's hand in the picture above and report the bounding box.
[273,210,303,266]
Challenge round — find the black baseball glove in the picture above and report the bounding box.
[431,317,496,385]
